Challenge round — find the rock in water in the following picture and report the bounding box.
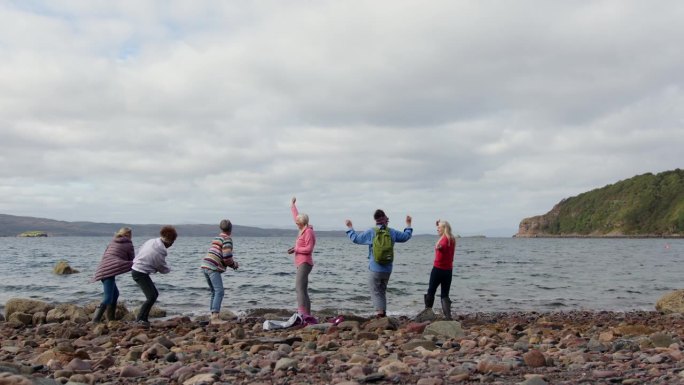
[53,260,79,275]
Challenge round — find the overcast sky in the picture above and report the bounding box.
[1,1,683,236]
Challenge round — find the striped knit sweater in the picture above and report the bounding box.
[200,232,235,273]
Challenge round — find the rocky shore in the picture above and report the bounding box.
[2,301,684,385]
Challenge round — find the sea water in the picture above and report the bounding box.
[0,236,681,317]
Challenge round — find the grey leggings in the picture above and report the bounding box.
[296,263,312,314]
[369,271,391,312]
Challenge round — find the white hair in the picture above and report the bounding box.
[296,213,309,226]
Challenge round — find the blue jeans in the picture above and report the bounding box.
[101,277,119,306]
[203,269,225,313]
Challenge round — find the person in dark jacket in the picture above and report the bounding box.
[91,227,135,322]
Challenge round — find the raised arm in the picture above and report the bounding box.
[290,196,299,223]
[392,215,413,243]
[345,220,374,245]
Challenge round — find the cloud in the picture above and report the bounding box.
[0,1,683,235]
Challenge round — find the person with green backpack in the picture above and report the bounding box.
[345,209,413,318]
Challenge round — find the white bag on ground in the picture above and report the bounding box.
[263,313,302,331]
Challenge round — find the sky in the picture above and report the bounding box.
[1,1,683,236]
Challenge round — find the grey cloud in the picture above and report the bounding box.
[1,1,683,234]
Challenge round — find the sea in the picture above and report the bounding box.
[0,236,681,318]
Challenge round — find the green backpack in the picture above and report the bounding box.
[372,226,394,265]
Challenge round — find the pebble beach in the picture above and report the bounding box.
[3,300,684,385]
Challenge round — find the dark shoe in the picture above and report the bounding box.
[92,305,106,323]
[424,294,435,309]
[441,297,452,320]
[105,304,116,322]
[375,312,386,318]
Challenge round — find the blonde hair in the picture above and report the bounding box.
[437,220,455,246]
[115,227,132,238]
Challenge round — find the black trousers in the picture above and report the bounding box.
[131,270,158,322]
[427,267,453,299]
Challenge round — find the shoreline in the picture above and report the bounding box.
[2,303,684,384]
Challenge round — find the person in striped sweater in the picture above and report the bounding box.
[91,227,135,322]
[201,219,239,325]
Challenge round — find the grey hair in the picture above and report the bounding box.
[296,213,309,226]
[220,219,232,233]
[115,227,132,238]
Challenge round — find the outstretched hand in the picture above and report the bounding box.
[345,219,353,228]
[405,215,412,227]
[291,196,296,206]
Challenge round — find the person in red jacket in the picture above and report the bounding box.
[424,220,456,320]
[287,196,316,316]
[91,227,135,322]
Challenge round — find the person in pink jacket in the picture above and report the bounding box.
[287,196,316,316]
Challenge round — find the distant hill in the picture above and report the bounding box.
[516,169,684,238]
[0,214,346,237]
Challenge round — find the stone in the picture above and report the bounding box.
[0,373,33,385]
[356,332,378,340]
[64,358,91,372]
[476,359,511,374]
[8,312,33,325]
[423,321,465,339]
[53,260,79,274]
[364,317,398,331]
[523,349,546,368]
[656,290,684,314]
[119,365,145,377]
[183,372,218,385]
[378,360,411,375]
[46,304,89,323]
[598,330,614,342]
[416,378,443,385]
[401,339,437,351]
[650,332,674,348]
[4,298,53,319]
[521,375,548,385]
[414,308,437,323]
[274,358,298,371]
[404,322,430,334]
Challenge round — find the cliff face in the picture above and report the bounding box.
[516,204,561,237]
[515,169,684,238]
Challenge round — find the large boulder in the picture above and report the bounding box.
[656,290,684,314]
[8,312,33,326]
[4,298,54,319]
[46,304,89,324]
[423,320,465,339]
[53,260,79,274]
